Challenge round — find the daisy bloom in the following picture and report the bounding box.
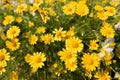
[75,1,89,17]
[89,40,99,50]
[29,34,38,45]
[65,60,77,72]
[9,71,18,80]
[95,71,111,80]
[29,52,46,72]
[100,25,115,38]
[81,53,100,71]
[0,48,10,66]
[7,26,20,39]
[40,33,54,45]
[16,17,22,23]
[53,27,66,41]
[58,48,77,62]
[36,26,46,34]
[6,38,20,51]
[65,37,84,53]
[15,4,28,13]
[3,15,14,25]
[0,63,6,75]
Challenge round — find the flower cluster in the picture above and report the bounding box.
[0,0,120,80]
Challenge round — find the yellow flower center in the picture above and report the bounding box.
[72,42,79,48]
[35,58,41,63]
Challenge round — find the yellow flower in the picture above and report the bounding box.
[65,60,77,72]
[95,71,111,80]
[29,34,38,45]
[30,4,39,12]
[25,53,32,63]
[81,53,100,71]
[0,33,7,40]
[29,52,46,72]
[0,48,10,65]
[6,38,20,51]
[16,17,22,23]
[49,9,56,16]
[62,1,77,15]
[97,11,108,20]
[36,26,46,34]
[34,0,43,6]
[28,22,34,28]
[110,1,119,7]
[0,63,6,75]
[94,5,104,11]
[89,40,99,50]
[105,6,116,16]
[65,37,84,53]
[3,15,14,25]
[100,25,115,38]
[58,48,77,62]
[15,4,27,13]
[40,33,54,45]
[9,71,18,80]
[53,27,66,41]
[75,1,89,17]
[7,26,20,39]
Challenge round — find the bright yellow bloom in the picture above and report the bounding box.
[75,1,89,17]
[105,6,116,16]
[53,27,66,41]
[65,37,84,53]
[81,53,100,71]
[6,38,20,51]
[110,1,119,7]
[34,0,43,6]
[29,34,38,45]
[95,71,111,80]
[62,26,76,41]
[9,71,18,80]
[89,40,99,50]
[0,33,7,40]
[16,17,22,23]
[3,15,14,25]
[100,25,115,38]
[0,48,10,65]
[65,60,77,72]
[29,52,46,72]
[0,63,6,75]
[15,4,27,13]
[97,11,108,20]
[62,1,77,15]
[58,48,77,62]
[30,4,39,12]
[49,9,56,16]
[28,22,34,28]
[7,26,20,39]
[25,54,32,63]
[94,5,104,11]
[40,33,54,45]
[36,26,46,34]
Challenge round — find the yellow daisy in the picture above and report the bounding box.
[6,38,20,51]
[100,25,115,38]
[15,4,28,13]
[36,26,46,34]
[62,1,77,15]
[95,71,111,80]
[89,40,99,50]
[7,26,21,39]
[9,71,18,80]
[65,60,77,72]
[81,53,100,71]
[29,34,38,45]
[75,1,89,17]
[3,15,14,25]
[58,48,77,62]
[0,48,10,65]
[16,17,22,23]
[40,33,54,45]
[0,63,6,75]
[65,37,84,53]
[29,52,46,72]
[105,6,116,16]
